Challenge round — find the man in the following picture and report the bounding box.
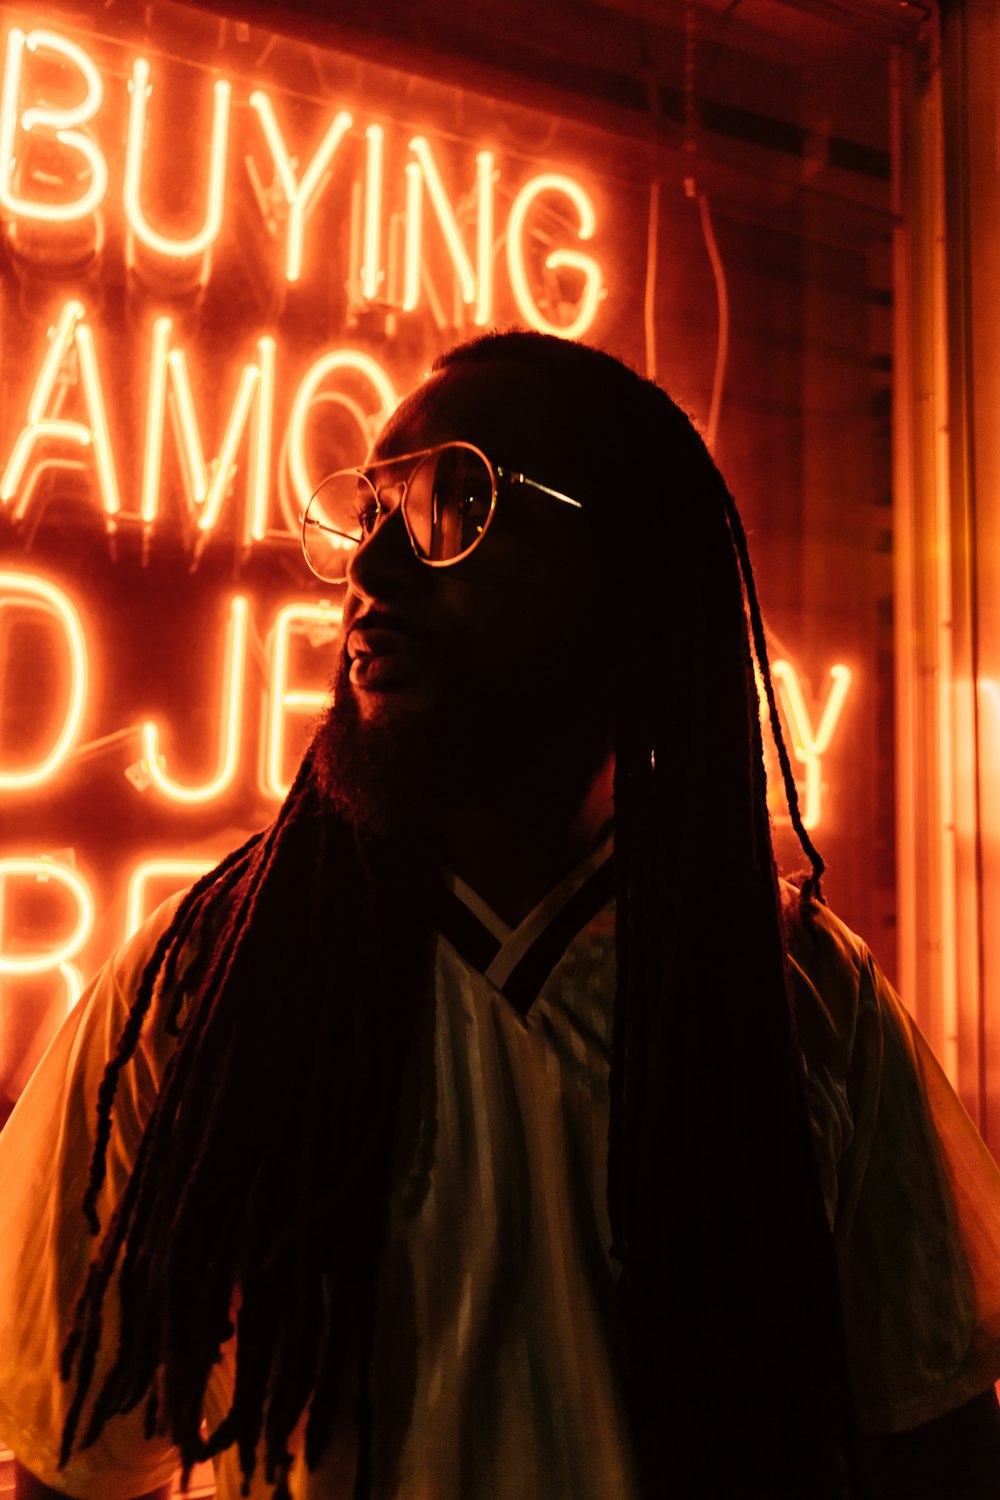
[2,331,1000,1500]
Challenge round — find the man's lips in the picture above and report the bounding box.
[347,613,435,658]
[346,613,436,689]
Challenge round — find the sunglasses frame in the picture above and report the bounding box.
[301,440,582,583]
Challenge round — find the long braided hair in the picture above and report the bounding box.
[61,330,860,1498]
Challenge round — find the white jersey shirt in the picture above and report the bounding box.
[1,840,999,1498]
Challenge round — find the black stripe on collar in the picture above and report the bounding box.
[435,855,615,1017]
[499,856,615,1016]
[434,883,503,972]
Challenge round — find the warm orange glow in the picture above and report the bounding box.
[0,28,108,223]
[0,30,605,343]
[247,337,276,543]
[1,425,89,518]
[140,596,248,802]
[0,572,87,789]
[125,859,214,939]
[285,350,397,527]
[73,321,119,521]
[167,348,210,506]
[771,661,852,830]
[141,316,172,524]
[144,329,275,541]
[0,857,94,1012]
[362,124,384,300]
[125,58,230,259]
[249,91,353,283]
[182,345,273,538]
[403,160,422,313]
[475,151,495,328]
[401,139,495,325]
[506,174,602,339]
[410,139,472,292]
[1,300,120,523]
[265,602,341,797]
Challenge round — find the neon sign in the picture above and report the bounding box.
[1,300,120,528]
[2,572,849,818]
[0,9,862,1103]
[141,320,276,546]
[140,596,250,803]
[1,567,851,961]
[0,20,607,549]
[265,602,343,798]
[0,10,611,1045]
[772,661,852,831]
[0,856,93,1012]
[0,29,107,224]
[124,60,231,262]
[0,571,86,787]
[125,861,214,940]
[0,26,603,313]
[247,90,353,284]
[4,298,395,547]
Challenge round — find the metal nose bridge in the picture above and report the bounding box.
[365,476,409,537]
[372,477,407,510]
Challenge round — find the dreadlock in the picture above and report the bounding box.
[434,333,858,1496]
[60,746,434,1499]
[62,329,861,1499]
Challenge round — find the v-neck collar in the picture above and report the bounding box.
[435,834,615,1017]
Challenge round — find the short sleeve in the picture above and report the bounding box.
[787,897,1000,1435]
[0,898,188,1498]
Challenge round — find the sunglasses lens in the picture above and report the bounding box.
[406,446,494,561]
[302,472,378,581]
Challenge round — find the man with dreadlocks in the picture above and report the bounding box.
[2,331,1000,1500]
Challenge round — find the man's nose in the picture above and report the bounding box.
[345,500,422,601]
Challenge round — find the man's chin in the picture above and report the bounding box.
[311,673,450,841]
[348,678,436,729]
[307,652,612,846]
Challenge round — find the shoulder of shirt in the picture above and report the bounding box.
[102,883,223,1044]
[778,877,872,976]
[776,877,891,1062]
[108,888,195,990]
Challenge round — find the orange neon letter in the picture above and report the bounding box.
[125,860,214,939]
[0,858,94,1011]
[0,573,87,789]
[402,139,494,326]
[284,351,396,532]
[140,595,248,803]
[124,58,230,259]
[771,661,852,830]
[265,602,341,798]
[248,91,353,283]
[142,319,275,542]
[506,174,602,339]
[361,125,384,300]
[0,300,120,525]
[0,28,107,223]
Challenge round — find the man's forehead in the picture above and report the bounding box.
[369,361,555,465]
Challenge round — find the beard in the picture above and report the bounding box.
[310,646,612,849]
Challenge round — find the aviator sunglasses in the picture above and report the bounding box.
[301,440,583,583]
